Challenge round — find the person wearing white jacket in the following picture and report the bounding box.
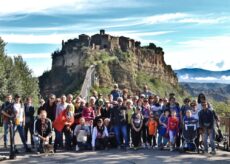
[92,119,109,150]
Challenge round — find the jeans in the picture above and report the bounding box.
[114,124,128,146]
[157,134,168,147]
[14,123,28,149]
[169,130,176,144]
[54,130,63,149]
[203,128,215,152]
[3,122,9,144]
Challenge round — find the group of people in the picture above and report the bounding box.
[0,84,219,155]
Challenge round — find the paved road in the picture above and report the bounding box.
[1,147,230,164]
[1,132,230,163]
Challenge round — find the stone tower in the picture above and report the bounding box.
[100,29,105,35]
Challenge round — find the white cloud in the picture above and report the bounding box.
[7,53,52,76]
[180,74,190,80]
[178,75,230,83]
[8,53,51,59]
[177,16,229,24]
[0,33,77,44]
[143,13,189,24]
[0,30,172,44]
[29,62,52,77]
[193,77,218,81]
[0,0,146,16]
[221,76,230,81]
[165,35,230,71]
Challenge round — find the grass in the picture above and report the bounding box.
[135,71,188,102]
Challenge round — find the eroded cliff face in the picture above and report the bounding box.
[98,48,178,93]
[39,32,178,97]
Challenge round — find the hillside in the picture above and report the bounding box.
[39,30,185,99]
[180,82,230,103]
[175,68,230,83]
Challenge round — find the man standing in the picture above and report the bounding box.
[110,97,128,149]
[1,94,14,148]
[24,97,35,148]
[199,101,217,155]
[12,94,31,152]
[43,94,56,122]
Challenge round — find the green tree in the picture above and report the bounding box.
[0,38,7,100]
[0,37,40,103]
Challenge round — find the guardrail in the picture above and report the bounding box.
[219,116,230,151]
[79,65,96,101]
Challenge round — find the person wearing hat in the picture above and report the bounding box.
[92,118,109,150]
[110,84,122,102]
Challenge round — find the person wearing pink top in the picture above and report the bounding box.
[82,102,95,126]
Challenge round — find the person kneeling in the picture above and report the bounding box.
[33,110,53,153]
[74,117,91,151]
[92,119,109,151]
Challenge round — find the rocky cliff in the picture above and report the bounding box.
[39,30,178,97]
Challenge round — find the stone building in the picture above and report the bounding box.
[79,34,90,47]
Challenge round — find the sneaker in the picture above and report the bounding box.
[133,147,137,150]
[170,146,173,152]
[142,143,146,149]
[210,150,216,155]
[75,145,79,152]
[203,151,209,155]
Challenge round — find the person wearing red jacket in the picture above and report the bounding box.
[167,110,179,151]
[53,105,74,151]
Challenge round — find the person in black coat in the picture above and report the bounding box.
[24,97,35,147]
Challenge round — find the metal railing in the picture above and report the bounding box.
[79,65,96,101]
[219,116,230,150]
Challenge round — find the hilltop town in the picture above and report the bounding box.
[40,30,178,97]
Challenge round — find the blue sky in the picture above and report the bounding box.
[0,0,230,77]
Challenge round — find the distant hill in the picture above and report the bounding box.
[180,82,230,102]
[175,68,230,83]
